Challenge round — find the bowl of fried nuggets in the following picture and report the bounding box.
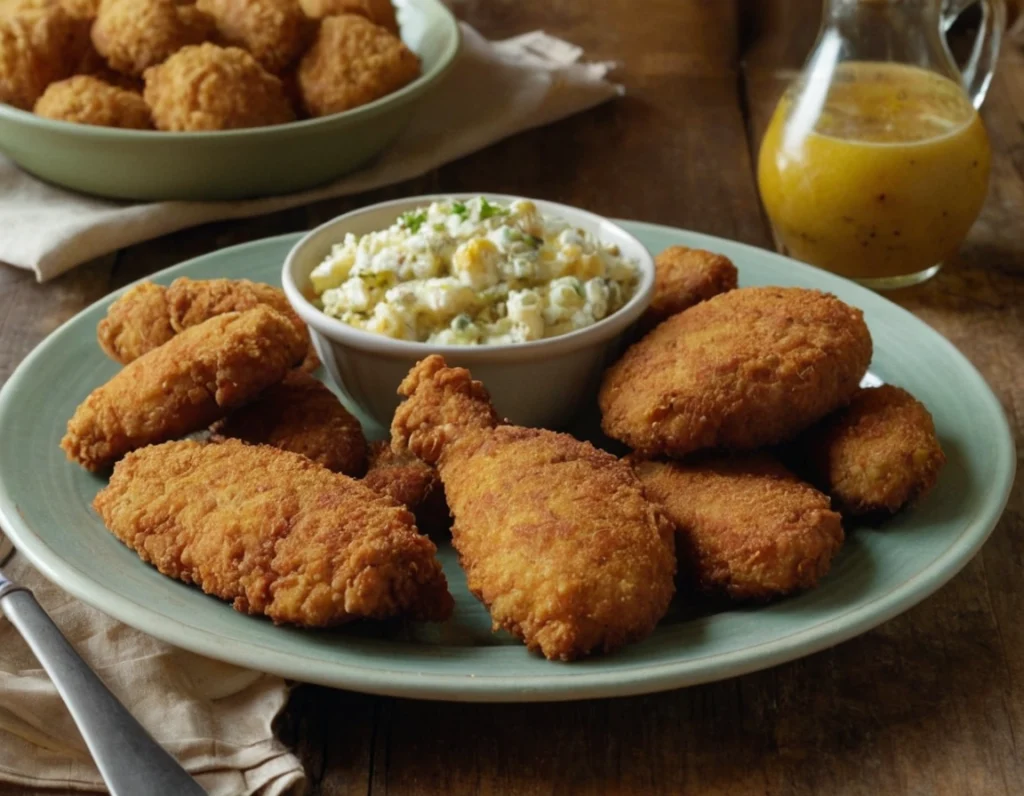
[61,242,950,665]
[0,0,460,199]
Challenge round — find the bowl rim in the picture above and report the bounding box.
[0,0,460,141]
[281,192,657,363]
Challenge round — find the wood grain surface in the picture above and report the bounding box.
[1,1,1021,794]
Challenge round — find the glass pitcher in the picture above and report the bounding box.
[757,0,1005,289]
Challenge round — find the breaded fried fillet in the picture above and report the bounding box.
[94,439,453,625]
[64,306,305,471]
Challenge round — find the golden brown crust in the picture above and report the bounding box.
[96,282,175,364]
[34,74,151,127]
[297,13,418,116]
[143,42,294,130]
[94,439,453,626]
[58,0,98,20]
[298,0,397,33]
[91,0,209,77]
[794,385,946,516]
[641,246,738,328]
[213,370,367,476]
[391,354,501,465]
[63,306,306,471]
[600,287,873,456]
[196,0,310,74]
[363,440,448,533]
[392,356,676,661]
[166,276,319,370]
[633,453,843,600]
[0,4,78,109]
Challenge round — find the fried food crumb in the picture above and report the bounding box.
[298,0,397,33]
[0,4,78,109]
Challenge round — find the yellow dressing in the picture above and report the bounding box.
[758,62,991,281]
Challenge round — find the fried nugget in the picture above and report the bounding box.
[600,287,873,457]
[196,0,310,74]
[792,385,945,517]
[213,370,367,476]
[143,42,293,130]
[97,277,319,370]
[0,4,79,109]
[297,14,418,117]
[298,0,397,34]
[633,454,843,600]
[641,245,738,329]
[363,440,449,533]
[34,74,151,127]
[63,306,305,471]
[96,282,174,364]
[391,355,676,661]
[94,439,453,626]
[91,0,210,77]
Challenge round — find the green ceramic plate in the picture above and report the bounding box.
[0,223,1014,702]
[0,0,459,201]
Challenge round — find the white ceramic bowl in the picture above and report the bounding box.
[282,194,655,429]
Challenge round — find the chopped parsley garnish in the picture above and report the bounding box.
[453,313,472,330]
[399,210,427,233]
[571,278,585,297]
[478,198,509,220]
[451,201,469,219]
[527,234,543,247]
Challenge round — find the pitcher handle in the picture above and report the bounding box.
[944,0,1006,107]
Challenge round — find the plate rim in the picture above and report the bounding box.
[0,223,1015,702]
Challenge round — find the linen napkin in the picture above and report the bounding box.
[0,24,622,282]
[0,553,305,795]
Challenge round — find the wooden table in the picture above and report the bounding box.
[2,2,1022,793]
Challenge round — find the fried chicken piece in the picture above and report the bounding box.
[600,287,873,457]
[297,14,418,117]
[196,0,310,74]
[641,245,738,330]
[391,355,676,661]
[213,370,367,476]
[96,278,319,370]
[34,74,151,127]
[64,306,305,471]
[298,0,397,34]
[167,276,319,370]
[91,0,210,78]
[363,440,449,533]
[94,439,453,626]
[632,454,843,600]
[96,282,175,364]
[0,3,79,109]
[144,43,293,130]
[792,385,946,517]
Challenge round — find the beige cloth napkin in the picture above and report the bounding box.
[0,554,305,796]
[0,24,621,282]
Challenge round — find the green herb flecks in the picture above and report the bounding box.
[478,198,509,221]
[400,210,428,233]
[451,201,469,219]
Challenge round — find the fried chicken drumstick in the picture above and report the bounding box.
[390,355,676,662]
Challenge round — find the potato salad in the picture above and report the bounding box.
[309,197,640,345]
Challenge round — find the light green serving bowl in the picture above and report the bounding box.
[0,0,459,201]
